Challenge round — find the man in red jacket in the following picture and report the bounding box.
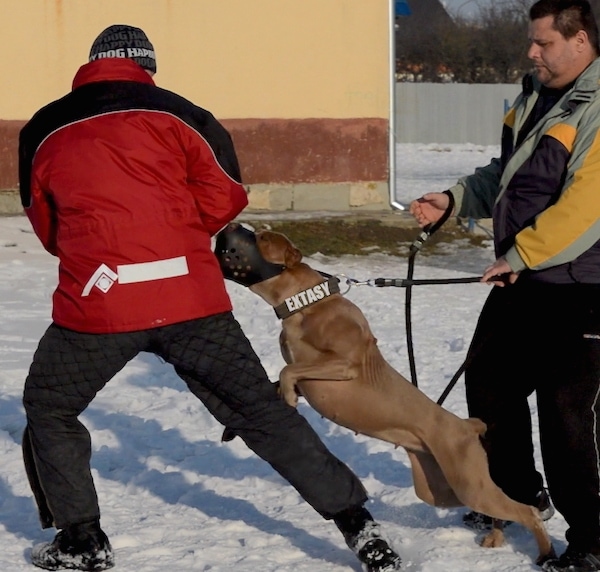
[19,24,401,572]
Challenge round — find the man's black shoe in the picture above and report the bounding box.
[334,505,402,571]
[356,536,403,572]
[342,520,402,572]
[31,519,114,571]
[542,549,600,572]
[462,488,554,531]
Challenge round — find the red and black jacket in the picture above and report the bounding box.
[19,59,248,333]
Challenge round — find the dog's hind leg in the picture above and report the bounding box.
[436,435,555,562]
[407,450,462,508]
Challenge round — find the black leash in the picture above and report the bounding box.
[373,276,481,287]
[436,360,468,406]
[435,312,497,405]
[403,190,455,388]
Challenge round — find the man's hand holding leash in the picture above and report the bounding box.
[481,257,520,287]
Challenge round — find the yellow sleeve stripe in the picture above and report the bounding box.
[504,108,516,128]
[546,123,577,153]
[516,127,600,269]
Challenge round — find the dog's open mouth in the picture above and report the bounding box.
[214,223,285,287]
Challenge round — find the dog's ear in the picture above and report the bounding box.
[284,245,302,268]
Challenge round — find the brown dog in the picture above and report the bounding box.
[217,224,554,565]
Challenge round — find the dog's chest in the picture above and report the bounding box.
[279,322,321,364]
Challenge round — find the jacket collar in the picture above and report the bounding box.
[568,57,600,100]
[72,59,156,90]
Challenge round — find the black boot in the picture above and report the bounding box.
[334,505,402,572]
[542,548,600,572]
[31,518,114,571]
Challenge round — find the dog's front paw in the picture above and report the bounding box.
[480,528,505,548]
[281,387,299,407]
[278,378,299,407]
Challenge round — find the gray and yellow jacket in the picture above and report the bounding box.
[450,57,600,284]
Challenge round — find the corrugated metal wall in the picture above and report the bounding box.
[395,83,522,145]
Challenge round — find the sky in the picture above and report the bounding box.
[0,142,568,571]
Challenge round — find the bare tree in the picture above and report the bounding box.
[396,0,530,83]
[470,2,530,82]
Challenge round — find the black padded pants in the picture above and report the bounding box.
[22,312,367,529]
[465,281,600,553]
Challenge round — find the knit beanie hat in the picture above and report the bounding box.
[89,24,156,74]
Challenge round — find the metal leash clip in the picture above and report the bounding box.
[334,274,373,295]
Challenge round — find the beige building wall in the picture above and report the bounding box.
[0,0,393,212]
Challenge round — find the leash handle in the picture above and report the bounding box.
[410,190,455,254]
[428,189,456,233]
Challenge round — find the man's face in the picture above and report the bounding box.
[528,15,584,88]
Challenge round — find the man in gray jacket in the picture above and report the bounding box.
[410,1,600,571]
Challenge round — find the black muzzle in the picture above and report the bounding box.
[214,223,285,287]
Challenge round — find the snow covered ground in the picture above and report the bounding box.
[0,143,568,571]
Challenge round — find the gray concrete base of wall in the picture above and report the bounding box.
[0,190,23,215]
[0,182,393,215]
[246,182,392,212]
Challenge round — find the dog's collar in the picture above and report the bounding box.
[274,276,340,320]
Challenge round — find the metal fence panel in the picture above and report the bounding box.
[395,83,522,145]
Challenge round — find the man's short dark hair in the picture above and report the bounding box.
[530,0,600,54]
